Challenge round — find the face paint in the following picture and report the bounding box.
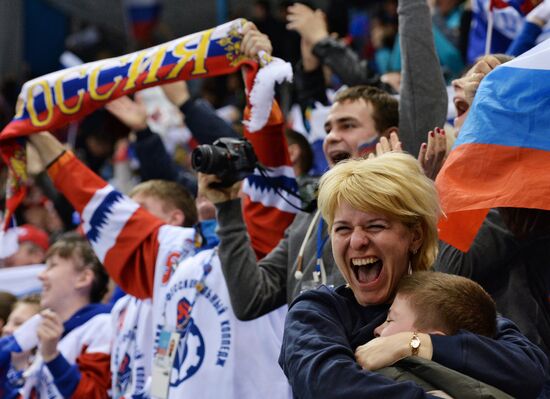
[357,136,380,157]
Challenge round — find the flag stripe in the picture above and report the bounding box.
[437,143,550,212]
[458,66,550,151]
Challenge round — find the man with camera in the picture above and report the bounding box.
[199,0,450,323]
[200,85,401,321]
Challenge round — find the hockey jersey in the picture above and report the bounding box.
[48,102,296,398]
[1,304,112,399]
[110,296,153,398]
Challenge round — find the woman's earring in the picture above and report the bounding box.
[408,261,413,275]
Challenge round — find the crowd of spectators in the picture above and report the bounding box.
[1,0,550,398]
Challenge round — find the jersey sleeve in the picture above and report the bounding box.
[45,351,111,399]
[47,151,164,298]
[241,101,299,259]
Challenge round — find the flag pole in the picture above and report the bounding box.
[485,0,494,55]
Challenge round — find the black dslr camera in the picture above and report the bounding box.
[191,137,258,187]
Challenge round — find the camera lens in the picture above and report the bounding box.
[191,145,215,173]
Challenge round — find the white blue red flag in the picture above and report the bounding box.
[437,38,550,251]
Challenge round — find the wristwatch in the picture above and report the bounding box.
[410,332,421,356]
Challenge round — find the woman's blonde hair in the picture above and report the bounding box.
[317,152,441,271]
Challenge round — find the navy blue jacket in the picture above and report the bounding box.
[279,285,548,399]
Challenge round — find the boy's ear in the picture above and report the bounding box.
[169,209,185,227]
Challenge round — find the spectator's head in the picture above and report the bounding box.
[285,128,313,177]
[130,180,198,227]
[3,224,49,267]
[323,85,398,167]
[39,234,108,320]
[0,291,17,334]
[2,294,41,337]
[318,153,440,306]
[374,271,497,338]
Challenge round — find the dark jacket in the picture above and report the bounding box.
[378,357,513,399]
[434,209,550,359]
[279,285,547,399]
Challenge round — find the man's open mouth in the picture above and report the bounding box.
[331,151,351,164]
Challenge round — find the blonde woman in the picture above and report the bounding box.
[279,153,547,398]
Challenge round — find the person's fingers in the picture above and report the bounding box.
[471,60,492,76]
[379,136,391,154]
[484,55,501,70]
[464,81,480,104]
[425,131,435,161]
[434,128,447,160]
[417,142,427,163]
[241,31,272,57]
[375,141,383,157]
[241,21,257,36]
[389,132,402,152]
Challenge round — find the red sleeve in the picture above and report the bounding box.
[242,102,297,259]
[48,151,163,298]
[71,352,111,399]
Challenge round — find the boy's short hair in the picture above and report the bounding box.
[397,272,497,337]
[129,180,198,227]
[333,85,398,135]
[46,233,109,303]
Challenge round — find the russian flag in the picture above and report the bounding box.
[124,0,162,42]
[436,38,550,252]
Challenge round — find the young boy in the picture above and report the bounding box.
[369,272,509,399]
[374,271,496,339]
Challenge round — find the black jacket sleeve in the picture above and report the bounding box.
[180,98,239,144]
[133,127,198,196]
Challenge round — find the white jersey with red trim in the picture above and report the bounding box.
[18,312,111,399]
[50,101,296,399]
[111,296,153,399]
[81,184,291,398]
[154,248,291,398]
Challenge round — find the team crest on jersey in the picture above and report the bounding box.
[156,273,232,389]
[177,297,192,331]
[117,353,132,393]
[171,317,206,387]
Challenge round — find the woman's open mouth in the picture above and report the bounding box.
[351,257,382,284]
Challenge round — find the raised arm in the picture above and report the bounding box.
[28,132,166,299]
[202,22,298,319]
[398,0,448,155]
